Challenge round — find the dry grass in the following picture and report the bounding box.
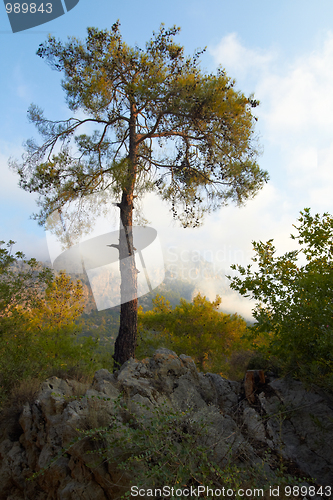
[47,365,94,385]
[225,350,257,381]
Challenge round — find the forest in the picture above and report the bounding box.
[1,208,332,410]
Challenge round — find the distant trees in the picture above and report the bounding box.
[26,272,91,365]
[12,22,267,370]
[228,209,333,387]
[137,293,248,373]
[0,241,97,402]
[0,239,53,336]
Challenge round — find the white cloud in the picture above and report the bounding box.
[202,31,333,317]
[0,142,50,260]
[309,144,333,209]
[138,182,301,321]
[13,65,33,103]
[0,148,37,208]
[258,35,333,143]
[210,31,333,217]
[257,35,333,212]
[209,33,275,81]
[210,31,333,144]
[0,158,20,197]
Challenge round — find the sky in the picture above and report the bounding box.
[1,0,333,319]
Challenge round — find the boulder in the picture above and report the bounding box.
[258,377,333,485]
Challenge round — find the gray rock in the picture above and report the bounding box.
[206,372,240,413]
[258,377,333,485]
[1,350,333,499]
[243,407,267,443]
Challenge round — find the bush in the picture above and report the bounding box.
[0,241,102,405]
[137,293,249,375]
[227,209,333,388]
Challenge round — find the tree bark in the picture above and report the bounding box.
[113,105,138,371]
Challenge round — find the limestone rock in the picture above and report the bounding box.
[243,407,267,443]
[258,377,333,485]
[0,349,333,499]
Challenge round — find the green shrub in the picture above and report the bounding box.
[0,241,103,405]
[227,209,333,389]
[137,293,249,375]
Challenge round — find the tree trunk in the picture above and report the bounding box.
[113,105,138,371]
[112,195,138,370]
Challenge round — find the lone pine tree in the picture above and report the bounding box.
[11,22,268,370]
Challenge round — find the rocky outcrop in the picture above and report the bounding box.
[0,348,333,499]
[257,378,333,485]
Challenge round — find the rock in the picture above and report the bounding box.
[206,373,240,412]
[243,407,267,443]
[258,377,333,485]
[1,349,333,499]
[91,369,119,399]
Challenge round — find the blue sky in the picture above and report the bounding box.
[1,0,333,318]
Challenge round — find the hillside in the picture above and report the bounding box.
[1,349,332,498]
